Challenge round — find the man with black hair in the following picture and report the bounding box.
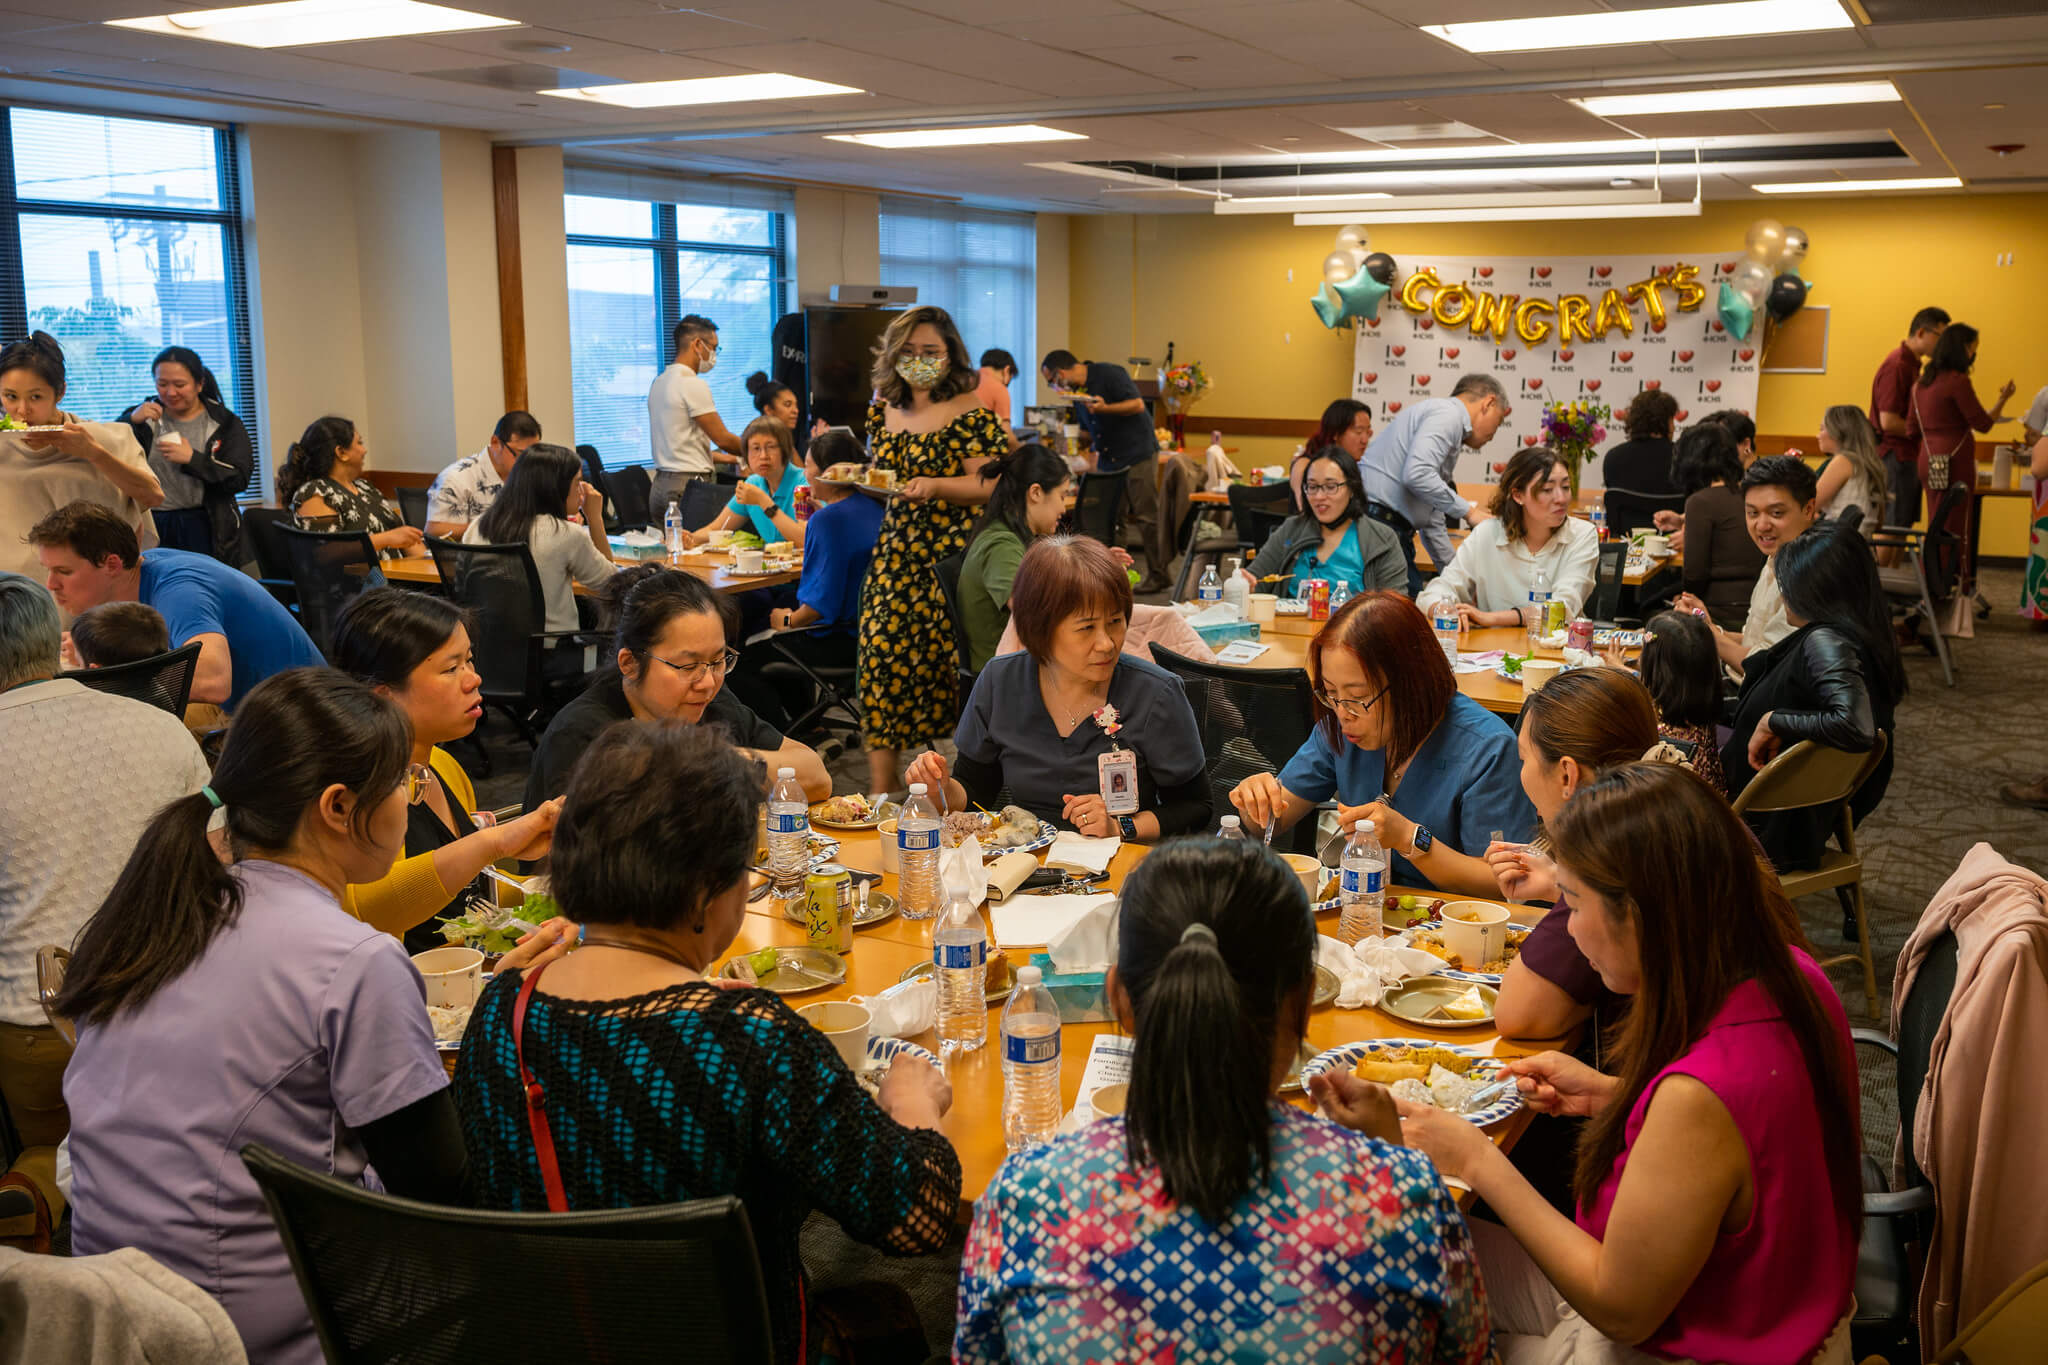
[647,314,743,522]
[1042,348,1162,586]
[1679,454,1820,673]
[424,410,541,538]
[1871,306,1949,531]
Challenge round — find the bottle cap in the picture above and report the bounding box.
[1356,818,1376,836]
[909,782,927,794]
[1220,815,1240,828]
[778,767,794,778]
[1015,965,1043,986]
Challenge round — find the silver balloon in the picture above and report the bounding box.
[1334,224,1370,258]
[1322,249,1360,284]
[1731,257,1773,304]
[1779,225,1810,272]
[1744,217,1786,265]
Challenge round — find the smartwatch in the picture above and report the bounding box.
[1117,814,1138,841]
[1407,824,1434,858]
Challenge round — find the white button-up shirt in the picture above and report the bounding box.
[1416,515,1602,620]
[1742,556,1795,656]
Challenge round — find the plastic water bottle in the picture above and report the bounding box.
[766,768,809,897]
[664,498,684,562]
[1432,605,1461,668]
[1197,563,1222,605]
[934,885,988,1056]
[1338,818,1386,946]
[1328,580,1353,613]
[897,783,942,920]
[1526,562,1553,654]
[1001,965,1062,1151]
[1221,556,1250,618]
[1590,504,1608,541]
[1216,814,1245,840]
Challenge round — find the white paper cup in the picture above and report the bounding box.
[1437,901,1512,974]
[1090,1082,1128,1121]
[1640,534,1670,556]
[411,946,484,1008]
[878,817,900,874]
[1249,592,1278,623]
[1281,852,1324,903]
[798,1000,871,1070]
[733,548,765,573]
[707,529,736,548]
[1521,658,1564,692]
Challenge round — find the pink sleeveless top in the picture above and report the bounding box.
[1578,950,1856,1363]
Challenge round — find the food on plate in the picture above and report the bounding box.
[823,462,867,483]
[865,467,897,489]
[812,794,876,824]
[728,531,764,551]
[1407,925,1528,974]
[438,901,544,956]
[985,947,1011,993]
[940,805,1041,849]
[427,1003,472,1045]
[1388,1064,1487,1115]
[1353,1044,1475,1086]
[1441,985,1490,1021]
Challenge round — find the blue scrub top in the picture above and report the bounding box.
[1276,692,1537,889]
[1288,522,1368,596]
[729,463,805,542]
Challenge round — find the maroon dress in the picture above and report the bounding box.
[1911,370,1998,581]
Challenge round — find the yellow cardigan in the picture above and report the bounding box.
[342,746,490,938]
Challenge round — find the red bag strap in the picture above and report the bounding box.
[511,964,568,1213]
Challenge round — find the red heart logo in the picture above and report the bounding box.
[1391,345,1406,357]
[1677,349,1695,362]
[1644,379,1661,390]
[1720,261,1737,273]
[1418,317,1435,330]
[1445,346,1460,359]
[1387,401,1402,412]
[1706,380,1723,393]
[1362,372,1378,384]
[1617,350,1634,362]
[1500,348,1517,361]
[1585,379,1602,392]
[1523,435,1540,447]
[1536,266,1552,278]
[1657,264,1673,276]
[1558,349,1575,362]
[1651,319,1667,333]
[1738,348,1755,361]
[1677,408,1690,421]
[1526,378,1544,390]
[1478,266,1494,278]
[1596,266,1612,278]
[1710,321,1725,333]
[1416,374,1433,386]
[1493,463,1506,473]
[1365,317,1380,328]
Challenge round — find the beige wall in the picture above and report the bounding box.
[348,129,458,473]
[515,146,573,444]
[793,186,881,304]
[1034,213,1070,405]
[438,130,506,464]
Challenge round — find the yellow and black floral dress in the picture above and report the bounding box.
[858,398,1007,751]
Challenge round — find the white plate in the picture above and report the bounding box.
[967,818,1057,859]
[1401,920,1533,986]
[1297,1039,1521,1126]
[867,1036,936,1070]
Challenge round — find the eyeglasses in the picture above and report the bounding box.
[1303,480,1349,496]
[648,648,740,681]
[404,762,433,805]
[1313,683,1391,720]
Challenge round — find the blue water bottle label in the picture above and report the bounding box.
[1433,612,1457,631]
[1342,868,1359,895]
[935,940,986,970]
[899,826,938,852]
[1004,1031,1060,1065]
[1366,869,1383,895]
[768,811,807,834]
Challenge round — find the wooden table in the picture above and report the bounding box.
[379,550,798,596]
[1211,617,1541,717]
[711,830,1562,1211]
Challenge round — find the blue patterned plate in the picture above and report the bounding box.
[1297,1039,1520,1126]
[1401,920,1533,985]
[866,1036,937,1072]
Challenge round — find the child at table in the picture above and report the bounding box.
[1630,609,1728,796]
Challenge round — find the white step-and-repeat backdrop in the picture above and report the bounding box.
[1350,256,1763,487]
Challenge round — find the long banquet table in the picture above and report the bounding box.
[378,546,798,596]
[1213,616,1562,717]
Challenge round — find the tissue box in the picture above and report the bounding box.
[1027,953,1113,1024]
[607,535,668,562]
[1193,620,1261,648]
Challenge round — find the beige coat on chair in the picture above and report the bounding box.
[0,1244,247,1365]
[1893,842,2048,1352]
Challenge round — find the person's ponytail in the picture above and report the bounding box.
[276,415,354,505]
[276,441,308,505]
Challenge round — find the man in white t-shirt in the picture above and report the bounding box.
[646,314,743,522]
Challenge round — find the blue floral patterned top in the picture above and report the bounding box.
[954,1103,1491,1364]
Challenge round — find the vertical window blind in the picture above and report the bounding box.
[878,197,1036,420]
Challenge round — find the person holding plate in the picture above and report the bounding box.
[905,535,1210,841]
[1229,592,1535,892]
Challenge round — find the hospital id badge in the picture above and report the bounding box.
[1098,748,1140,815]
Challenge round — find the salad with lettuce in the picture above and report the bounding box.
[437,885,558,955]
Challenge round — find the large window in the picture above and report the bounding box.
[879,198,1036,420]
[0,107,255,451]
[564,165,791,465]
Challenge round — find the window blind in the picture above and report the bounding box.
[878,197,1036,420]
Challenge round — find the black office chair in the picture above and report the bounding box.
[396,485,431,531]
[1148,643,1319,855]
[241,1144,775,1365]
[425,537,606,746]
[1071,468,1128,548]
[609,465,654,532]
[932,552,979,703]
[1586,539,1644,627]
[274,525,383,659]
[1850,927,1959,1365]
[576,444,620,534]
[58,641,202,717]
[1871,480,1969,688]
[679,479,735,534]
[1602,486,1685,541]
[714,467,742,487]
[239,506,301,609]
[1227,481,1296,542]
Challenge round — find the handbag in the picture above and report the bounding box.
[1914,388,1958,492]
[511,964,569,1212]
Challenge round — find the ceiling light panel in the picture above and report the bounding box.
[110,0,516,48]
[1425,0,1853,54]
[1574,81,1900,117]
[544,74,863,108]
[826,125,1084,149]
[1753,176,1963,193]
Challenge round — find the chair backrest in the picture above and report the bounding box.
[931,552,977,690]
[1728,735,1887,816]
[396,484,430,530]
[679,479,734,532]
[609,465,653,532]
[57,640,202,717]
[36,945,73,1047]
[1588,539,1628,621]
[1601,486,1687,541]
[1227,478,1297,527]
[1896,925,1959,1193]
[425,538,548,702]
[240,1144,775,1365]
[274,525,382,659]
[1073,468,1127,547]
[1936,1252,2048,1365]
[576,444,620,533]
[1922,480,1972,595]
[1148,643,1319,854]
[714,467,742,487]
[239,506,297,583]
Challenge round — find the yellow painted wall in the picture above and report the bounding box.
[1068,194,2048,554]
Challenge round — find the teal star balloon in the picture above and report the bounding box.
[1311,267,1391,328]
[1716,280,1756,342]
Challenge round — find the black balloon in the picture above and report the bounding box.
[1765,273,1807,322]
[1363,251,1397,285]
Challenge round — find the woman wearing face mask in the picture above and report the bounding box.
[1240,446,1405,599]
[1416,445,1598,630]
[119,345,253,564]
[958,443,1072,672]
[1288,398,1373,515]
[855,304,1006,794]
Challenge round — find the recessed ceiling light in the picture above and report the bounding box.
[543,73,863,108]
[1573,80,1899,118]
[1425,0,1852,54]
[1753,176,1963,194]
[1281,136,1301,143]
[109,0,515,48]
[825,124,1085,149]
[1984,102,2007,111]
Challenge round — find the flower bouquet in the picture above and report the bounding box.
[1160,360,1212,447]
[1538,399,1611,498]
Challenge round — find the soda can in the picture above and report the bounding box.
[1566,618,1594,652]
[1304,579,1331,621]
[794,483,814,521]
[1546,599,1570,636]
[804,865,853,954]
[1249,468,1265,486]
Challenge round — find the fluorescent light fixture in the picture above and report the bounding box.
[826,125,1084,149]
[1574,81,1899,118]
[1222,188,1658,216]
[1425,0,1852,54]
[1293,200,1702,226]
[110,0,514,47]
[545,73,863,109]
[1753,176,1963,193]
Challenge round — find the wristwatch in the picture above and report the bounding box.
[1117,814,1138,841]
[1406,823,1434,858]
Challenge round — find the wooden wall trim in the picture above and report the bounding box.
[491,145,527,414]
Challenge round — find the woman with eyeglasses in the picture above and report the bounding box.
[57,668,574,1365]
[1228,592,1534,889]
[524,565,829,809]
[331,588,565,951]
[1241,446,1406,599]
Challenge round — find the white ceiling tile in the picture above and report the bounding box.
[1657,30,1872,61]
[1357,0,1604,22]
[827,24,1188,96]
[1092,39,1319,88]
[992,13,1200,49]
[1177,0,1399,45]
[890,0,1144,21]
[540,10,790,52]
[1862,14,2048,48]
[672,39,1039,104]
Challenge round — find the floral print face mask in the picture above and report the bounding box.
[894,354,949,388]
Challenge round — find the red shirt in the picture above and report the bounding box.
[1870,341,1920,463]
[1913,369,1998,461]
